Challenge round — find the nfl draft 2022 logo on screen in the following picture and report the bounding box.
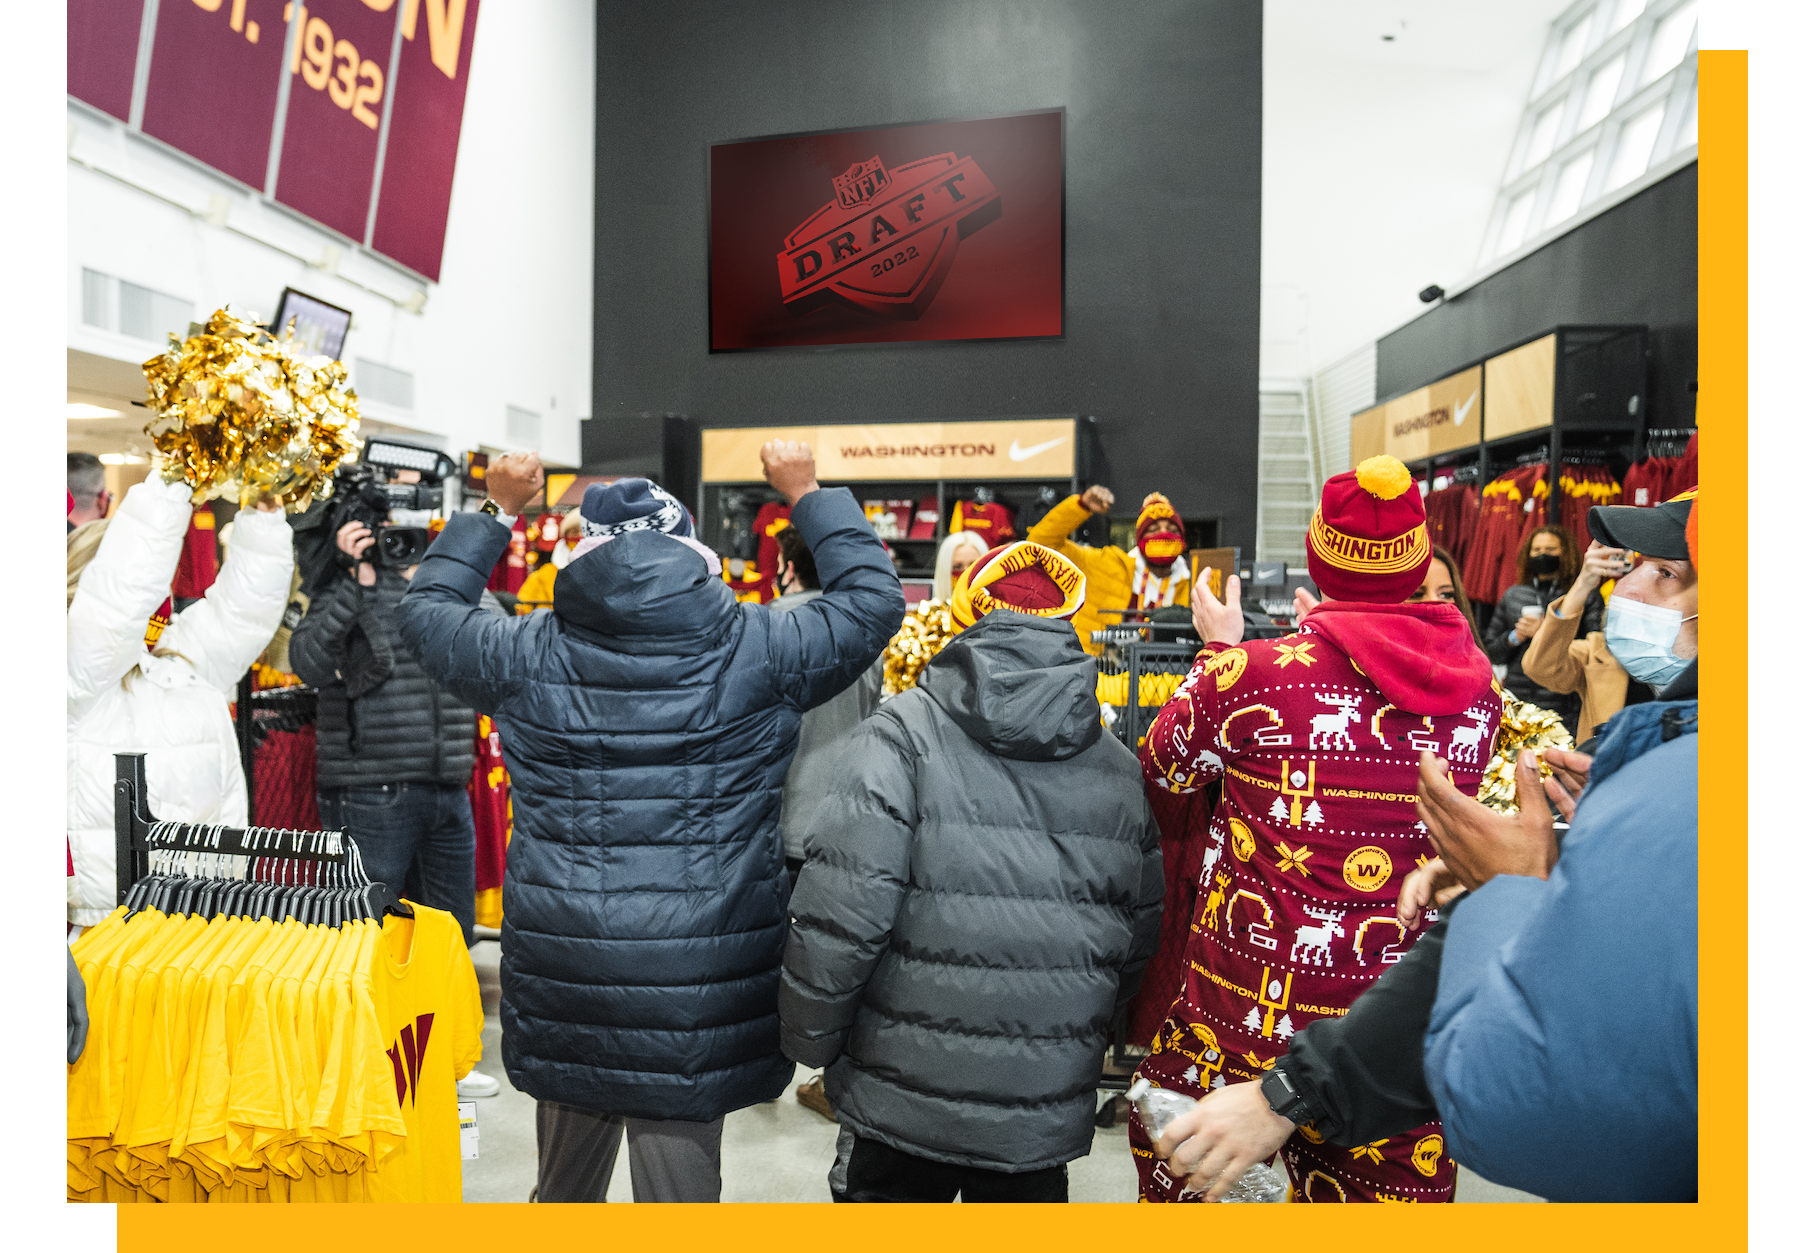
[708,110,1061,350]
[777,152,1002,320]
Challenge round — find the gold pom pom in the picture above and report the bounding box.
[1140,492,1172,511]
[1355,455,1412,501]
[141,308,361,512]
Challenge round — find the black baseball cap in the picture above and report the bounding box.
[1587,487,1697,562]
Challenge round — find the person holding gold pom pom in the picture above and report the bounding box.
[1128,454,1501,1204]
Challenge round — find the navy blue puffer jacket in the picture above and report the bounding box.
[398,488,903,1121]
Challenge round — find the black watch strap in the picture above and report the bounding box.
[1261,1064,1317,1126]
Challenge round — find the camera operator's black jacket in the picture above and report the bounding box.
[290,567,502,789]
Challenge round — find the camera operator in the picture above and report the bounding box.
[289,464,505,972]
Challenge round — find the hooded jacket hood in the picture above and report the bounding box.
[917,611,1102,761]
[1303,600,1492,717]
[552,529,735,639]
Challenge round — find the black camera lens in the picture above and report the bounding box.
[376,526,431,568]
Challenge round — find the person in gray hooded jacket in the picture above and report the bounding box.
[779,540,1163,1203]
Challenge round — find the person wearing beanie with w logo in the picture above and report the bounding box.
[1128,456,1501,1204]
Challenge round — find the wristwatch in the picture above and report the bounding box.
[1260,1065,1318,1127]
[479,498,502,517]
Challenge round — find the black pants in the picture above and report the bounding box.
[835,1135,1068,1203]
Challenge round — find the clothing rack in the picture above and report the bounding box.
[112,752,404,916]
[1514,448,1551,467]
[1559,449,1613,465]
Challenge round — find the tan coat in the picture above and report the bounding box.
[1521,594,1630,743]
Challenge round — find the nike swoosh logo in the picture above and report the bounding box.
[1008,436,1068,462]
[1453,391,1478,426]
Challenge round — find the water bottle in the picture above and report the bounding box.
[1127,1077,1287,1203]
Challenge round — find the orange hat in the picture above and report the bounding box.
[950,541,1086,629]
[1134,492,1183,539]
[1305,455,1431,603]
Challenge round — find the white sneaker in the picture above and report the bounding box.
[457,1070,501,1098]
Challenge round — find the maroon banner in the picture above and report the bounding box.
[274,0,397,241]
[140,0,289,190]
[68,0,145,122]
[369,0,481,280]
[711,111,1063,351]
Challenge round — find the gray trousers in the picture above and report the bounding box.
[536,1100,725,1203]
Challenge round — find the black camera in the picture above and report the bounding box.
[327,464,431,571]
[292,441,459,598]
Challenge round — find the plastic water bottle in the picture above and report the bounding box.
[1127,1077,1287,1203]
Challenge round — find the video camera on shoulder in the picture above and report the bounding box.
[329,439,460,572]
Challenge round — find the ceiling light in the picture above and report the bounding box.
[98,453,147,466]
[68,403,122,419]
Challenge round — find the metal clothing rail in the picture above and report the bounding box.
[112,752,399,915]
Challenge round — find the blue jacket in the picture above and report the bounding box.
[398,488,904,1120]
[1424,694,1698,1201]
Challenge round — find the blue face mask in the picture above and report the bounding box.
[1603,595,1698,686]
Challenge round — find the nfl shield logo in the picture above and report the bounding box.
[833,156,891,209]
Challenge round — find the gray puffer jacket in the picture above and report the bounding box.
[779,611,1163,1172]
[289,569,501,789]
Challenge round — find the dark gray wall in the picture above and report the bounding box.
[1376,163,1698,432]
[590,0,1262,550]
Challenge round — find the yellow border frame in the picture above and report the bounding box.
[116,52,1742,1250]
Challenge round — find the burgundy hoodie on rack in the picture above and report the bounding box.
[1301,600,1493,717]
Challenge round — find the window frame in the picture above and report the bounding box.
[1480,0,1698,269]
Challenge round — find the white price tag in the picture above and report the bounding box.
[1523,498,1535,513]
[459,1100,479,1161]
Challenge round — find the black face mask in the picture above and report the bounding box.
[1529,553,1563,578]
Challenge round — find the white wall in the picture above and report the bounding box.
[1261,1,1562,378]
[65,1,595,467]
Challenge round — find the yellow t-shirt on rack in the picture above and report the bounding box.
[369,904,484,1203]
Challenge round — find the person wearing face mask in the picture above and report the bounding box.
[1143,492,1699,1204]
[932,530,989,601]
[1484,527,1599,725]
[1523,489,1697,744]
[1025,486,1192,654]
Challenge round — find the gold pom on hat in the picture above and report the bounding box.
[1355,455,1413,501]
[141,307,362,512]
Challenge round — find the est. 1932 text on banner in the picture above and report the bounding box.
[67,0,480,283]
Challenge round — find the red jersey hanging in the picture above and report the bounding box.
[950,499,1016,547]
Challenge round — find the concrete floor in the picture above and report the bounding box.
[459,940,1540,1204]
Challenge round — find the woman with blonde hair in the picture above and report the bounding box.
[66,475,295,927]
[932,530,989,600]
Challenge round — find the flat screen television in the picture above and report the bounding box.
[270,287,352,361]
[709,110,1063,352]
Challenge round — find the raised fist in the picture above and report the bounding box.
[1081,484,1115,515]
[761,440,821,506]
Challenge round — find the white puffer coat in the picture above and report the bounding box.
[66,478,294,924]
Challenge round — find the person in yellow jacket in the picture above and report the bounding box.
[514,512,583,613]
[1024,485,1191,653]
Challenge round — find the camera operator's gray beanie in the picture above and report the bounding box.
[579,479,694,540]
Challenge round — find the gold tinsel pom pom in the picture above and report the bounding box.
[141,308,362,512]
[1475,698,1576,814]
[880,598,960,698]
[1355,455,1412,501]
